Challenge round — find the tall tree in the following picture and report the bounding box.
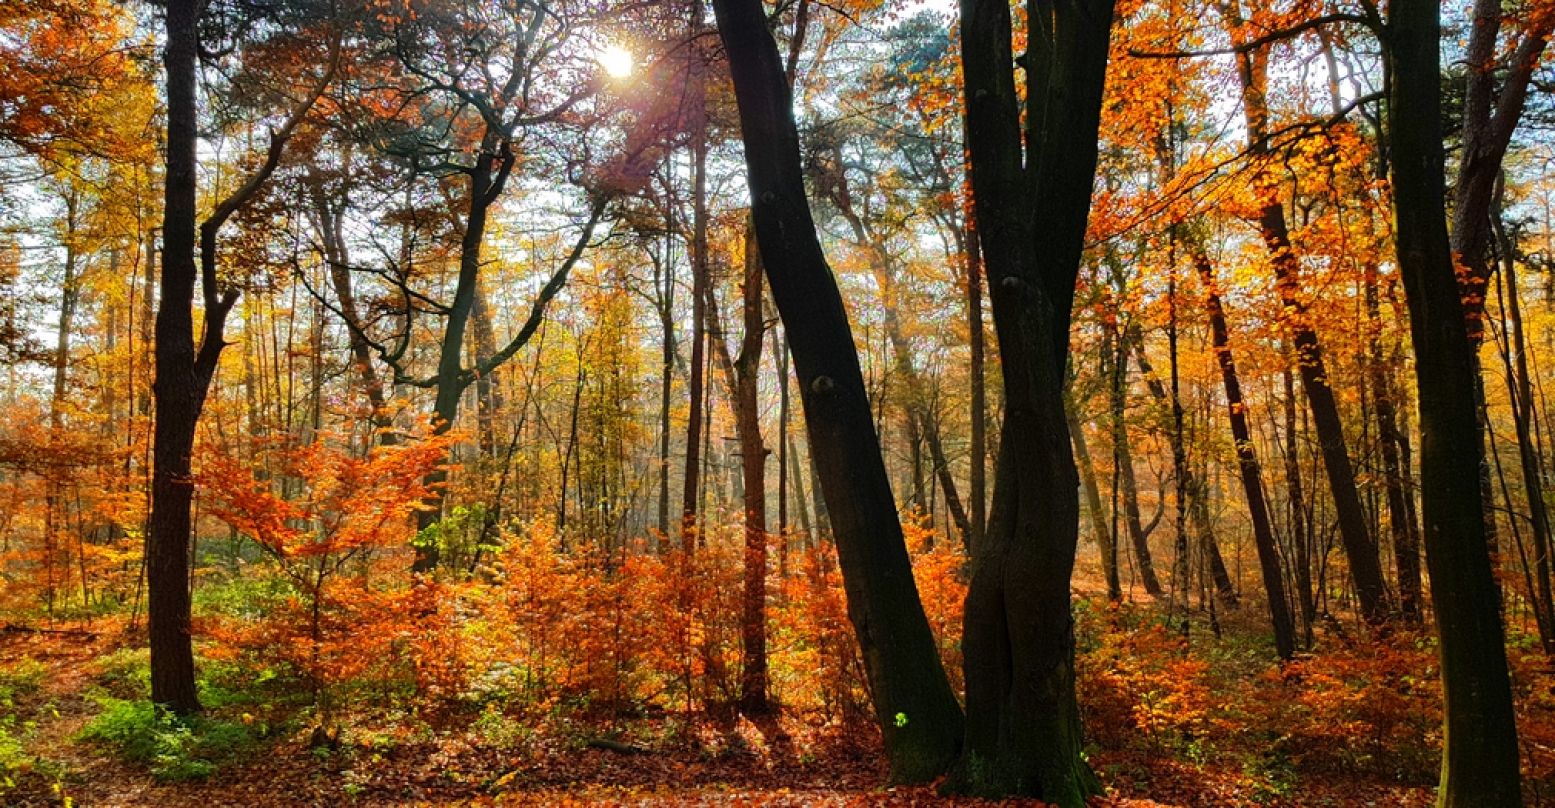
[150,0,337,713]
[711,0,966,781]
[955,0,1115,799]
[1220,3,1390,623]
[1386,0,1522,801]
[1192,241,1295,659]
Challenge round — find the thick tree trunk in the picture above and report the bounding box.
[1193,246,1295,659]
[148,0,208,715]
[414,149,504,573]
[953,0,1114,800]
[713,0,965,781]
[1387,2,1522,801]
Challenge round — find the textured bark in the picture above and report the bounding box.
[148,0,205,715]
[1387,1,1522,801]
[953,0,1114,800]
[151,0,330,712]
[712,0,965,781]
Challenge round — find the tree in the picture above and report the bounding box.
[710,0,966,781]
[955,0,1115,799]
[1386,0,1522,801]
[149,0,337,714]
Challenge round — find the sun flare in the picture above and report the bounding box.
[598,44,633,79]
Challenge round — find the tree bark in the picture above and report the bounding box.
[1067,401,1120,600]
[1386,1,1522,800]
[1364,262,1421,621]
[736,223,769,714]
[680,74,709,553]
[953,0,1114,800]
[1192,244,1295,659]
[712,0,965,781]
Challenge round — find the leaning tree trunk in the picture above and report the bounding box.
[1225,28,1390,623]
[1193,244,1295,660]
[1387,2,1522,802]
[712,0,965,781]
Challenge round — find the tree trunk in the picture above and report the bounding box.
[953,0,1113,800]
[966,193,987,553]
[1067,401,1120,600]
[1493,187,1555,651]
[1283,366,1316,646]
[1386,2,1522,801]
[1225,25,1389,622]
[712,0,965,781]
[737,223,769,714]
[1364,262,1421,621]
[680,80,710,553]
[1193,245,1294,659]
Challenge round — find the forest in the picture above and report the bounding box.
[1,0,1552,804]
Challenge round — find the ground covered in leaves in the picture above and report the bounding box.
[6,598,1548,807]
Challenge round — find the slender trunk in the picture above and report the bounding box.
[713,0,965,780]
[1387,3,1521,800]
[1494,189,1555,649]
[658,240,675,541]
[737,224,769,713]
[1284,366,1316,645]
[681,84,710,553]
[966,186,987,553]
[1225,26,1389,622]
[777,331,790,564]
[1365,263,1421,621]
[1067,402,1120,600]
[1193,246,1294,659]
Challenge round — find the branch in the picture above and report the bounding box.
[465,196,609,386]
[1129,13,1373,59]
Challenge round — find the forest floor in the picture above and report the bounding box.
[0,602,1546,807]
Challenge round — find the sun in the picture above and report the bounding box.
[597,44,633,79]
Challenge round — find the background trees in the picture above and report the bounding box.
[0,0,1551,803]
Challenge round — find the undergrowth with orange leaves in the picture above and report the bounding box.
[3,510,1554,805]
